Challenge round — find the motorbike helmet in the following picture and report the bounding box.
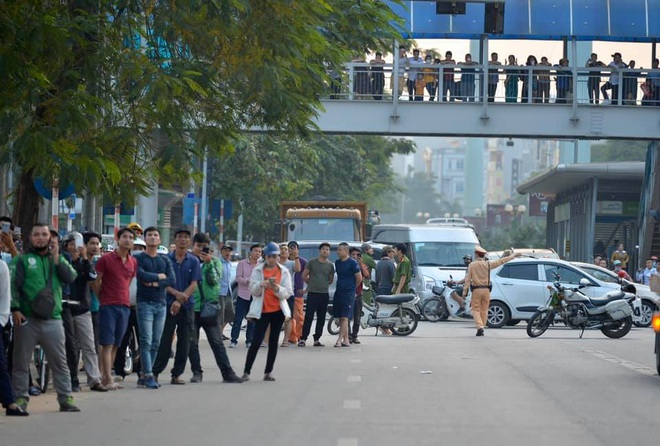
[157,245,169,255]
[127,222,143,235]
[463,254,472,261]
[263,242,280,256]
[133,238,146,248]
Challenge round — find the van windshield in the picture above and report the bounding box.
[412,242,475,267]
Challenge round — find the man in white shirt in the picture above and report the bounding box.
[407,49,425,101]
[636,259,657,285]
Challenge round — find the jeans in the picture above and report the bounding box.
[0,331,15,407]
[189,311,236,379]
[12,318,72,405]
[136,300,166,377]
[230,297,255,344]
[302,292,329,342]
[153,307,193,378]
[244,311,285,375]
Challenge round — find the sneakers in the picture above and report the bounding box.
[456,308,466,317]
[28,386,41,396]
[72,384,81,393]
[246,342,251,349]
[476,328,485,337]
[313,341,324,347]
[260,342,267,348]
[190,373,203,383]
[59,396,81,412]
[228,341,237,348]
[15,397,28,412]
[170,376,186,385]
[240,373,250,382]
[144,376,159,389]
[223,373,244,384]
[297,340,306,347]
[137,377,145,387]
[6,405,29,416]
[263,373,275,382]
[350,337,361,344]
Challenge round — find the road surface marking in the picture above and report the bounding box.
[581,348,656,376]
[347,375,362,382]
[337,439,358,446]
[343,400,361,410]
[350,359,362,364]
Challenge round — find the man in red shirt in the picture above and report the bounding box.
[93,227,137,389]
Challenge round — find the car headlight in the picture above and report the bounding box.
[423,275,436,291]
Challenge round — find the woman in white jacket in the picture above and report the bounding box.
[242,242,293,382]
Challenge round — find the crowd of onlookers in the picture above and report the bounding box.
[335,48,660,106]
[593,241,660,287]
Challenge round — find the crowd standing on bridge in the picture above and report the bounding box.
[341,47,660,106]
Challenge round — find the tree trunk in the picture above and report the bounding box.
[12,168,43,236]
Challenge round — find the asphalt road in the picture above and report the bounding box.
[3,320,660,446]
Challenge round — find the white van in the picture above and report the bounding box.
[370,224,480,301]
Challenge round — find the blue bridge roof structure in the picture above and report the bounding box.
[387,0,660,42]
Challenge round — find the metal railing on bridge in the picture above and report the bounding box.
[328,62,660,107]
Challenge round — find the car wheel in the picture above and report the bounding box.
[634,300,654,328]
[487,301,510,328]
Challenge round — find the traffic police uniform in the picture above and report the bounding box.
[462,245,519,336]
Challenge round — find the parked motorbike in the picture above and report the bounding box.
[327,293,420,336]
[527,276,634,339]
[422,282,472,322]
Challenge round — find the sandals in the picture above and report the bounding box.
[334,342,342,348]
[280,342,289,347]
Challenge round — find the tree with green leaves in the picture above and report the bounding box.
[591,141,648,162]
[0,0,403,232]
[210,134,415,241]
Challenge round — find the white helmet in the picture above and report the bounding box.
[157,245,169,255]
[133,238,146,248]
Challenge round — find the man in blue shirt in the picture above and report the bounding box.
[152,228,201,385]
[135,227,175,389]
[333,243,362,348]
[218,245,235,336]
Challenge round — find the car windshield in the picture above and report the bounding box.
[576,266,616,283]
[412,242,474,267]
[288,218,357,242]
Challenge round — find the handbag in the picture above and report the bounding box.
[197,269,220,325]
[30,257,55,320]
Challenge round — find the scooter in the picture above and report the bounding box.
[422,281,472,322]
[327,293,420,336]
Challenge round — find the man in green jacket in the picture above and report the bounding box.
[187,233,242,384]
[360,243,377,305]
[10,223,80,412]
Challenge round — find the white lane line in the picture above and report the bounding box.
[347,375,362,382]
[350,359,362,364]
[337,439,359,446]
[581,348,656,376]
[343,400,361,410]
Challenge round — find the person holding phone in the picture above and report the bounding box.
[188,234,243,384]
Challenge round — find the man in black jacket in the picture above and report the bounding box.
[63,232,107,392]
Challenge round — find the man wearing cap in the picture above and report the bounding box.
[612,260,632,281]
[463,245,521,336]
[152,228,201,385]
[218,244,235,336]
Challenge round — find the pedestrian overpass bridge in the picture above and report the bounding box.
[294,62,660,141]
[310,99,658,140]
